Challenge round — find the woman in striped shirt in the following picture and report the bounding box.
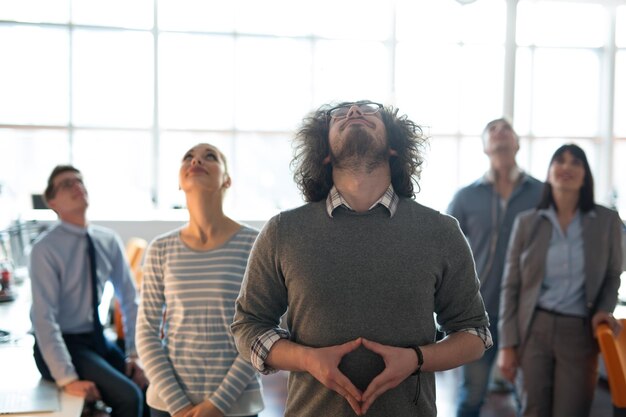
[136,143,264,417]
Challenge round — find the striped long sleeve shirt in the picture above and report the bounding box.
[136,226,263,416]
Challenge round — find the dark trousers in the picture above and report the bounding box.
[34,333,147,417]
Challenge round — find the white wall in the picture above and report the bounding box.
[6,210,267,269]
[24,213,267,245]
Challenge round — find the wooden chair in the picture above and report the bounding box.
[596,318,626,416]
[113,238,147,343]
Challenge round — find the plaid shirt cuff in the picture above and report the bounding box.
[454,326,493,349]
[251,328,290,374]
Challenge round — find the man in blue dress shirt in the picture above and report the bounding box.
[29,165,148,417]
[447,119,543,417]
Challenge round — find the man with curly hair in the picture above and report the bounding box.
[232,101,492,417]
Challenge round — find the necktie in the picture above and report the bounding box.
[86,233,107,355]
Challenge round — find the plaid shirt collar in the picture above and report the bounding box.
[325,184,399,218]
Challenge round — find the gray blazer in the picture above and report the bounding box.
[499,205,623,351]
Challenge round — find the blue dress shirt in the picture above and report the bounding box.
[537,207,587,317]
[29,221,138,386]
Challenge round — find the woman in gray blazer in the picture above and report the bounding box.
[497,144,623,417]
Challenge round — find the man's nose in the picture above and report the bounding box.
[346,105,364,118]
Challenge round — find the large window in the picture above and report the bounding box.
[615,5,626,216]
[1,0,625,224]
[514,1,605,186]
[395,1,506,210]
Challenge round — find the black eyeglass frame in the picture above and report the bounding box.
[325,101,384,124]
[52,177,84,196]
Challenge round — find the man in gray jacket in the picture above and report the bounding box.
[232,101,492,417]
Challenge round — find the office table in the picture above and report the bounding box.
[0,279,83,417]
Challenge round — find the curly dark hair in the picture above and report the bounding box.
[291,101,428,202]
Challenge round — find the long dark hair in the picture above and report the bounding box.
[537,143,595,213]
[291,102,428,202]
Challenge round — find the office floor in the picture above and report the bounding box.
[258,369,615,417]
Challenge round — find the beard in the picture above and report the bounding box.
[330,125,388,173]
[490,143,516,154]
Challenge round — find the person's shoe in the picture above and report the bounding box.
[489,378,513,394]
[81,401,112,417]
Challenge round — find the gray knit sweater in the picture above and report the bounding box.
[232,198,489,416]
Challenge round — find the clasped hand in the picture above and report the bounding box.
[125,357,149,389]
[304,337,419,416]
[172,401,224,417]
